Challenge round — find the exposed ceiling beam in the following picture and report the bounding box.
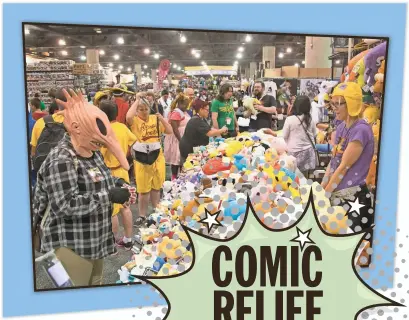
[127,29,172,59]
[30,25,91,47]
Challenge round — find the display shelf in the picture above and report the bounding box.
[26,70,73,73]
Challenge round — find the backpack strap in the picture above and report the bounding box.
[44,115,55,125]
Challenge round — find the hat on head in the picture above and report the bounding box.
[94,91,110,104]
[110,84,134,96]
[332,82,363,116]
[161,89,169,96]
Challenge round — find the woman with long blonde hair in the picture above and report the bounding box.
[163,93,191,180]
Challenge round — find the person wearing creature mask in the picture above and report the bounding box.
[126,93,173,226]
[33,89,136,286]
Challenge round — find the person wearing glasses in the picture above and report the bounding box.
[179,99,228,166]
[322,82,374,231]
[211,83,239,138]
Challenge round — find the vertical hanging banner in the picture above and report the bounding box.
[158,59,171,90]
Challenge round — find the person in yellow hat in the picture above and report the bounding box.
[322,82,375,232]
[93,91,110,107]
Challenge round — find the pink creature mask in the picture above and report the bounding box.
[57,89,129,170]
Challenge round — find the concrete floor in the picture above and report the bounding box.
[34,166,172,290]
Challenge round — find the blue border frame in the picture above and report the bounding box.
[3,3,406,317]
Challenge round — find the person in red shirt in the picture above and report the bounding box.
[112,87,132,124]
[30,98,48,121]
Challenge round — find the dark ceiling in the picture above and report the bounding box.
[24,24,311,72]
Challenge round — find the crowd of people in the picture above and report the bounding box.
[30,78,376,285]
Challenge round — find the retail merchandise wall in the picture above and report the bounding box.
[3,3,407,317]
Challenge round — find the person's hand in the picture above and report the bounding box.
[254,104,264,112]
[220,126,228,134]
[156,113,165,122]
[115,178,127,187]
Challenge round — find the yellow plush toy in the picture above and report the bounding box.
[157,263,179,276]
[363,105,380,125]
[225,140,244,158]
[320,206,348,234]
[158,236,186,260]
[242,97,262,117]
[265,148,279,164]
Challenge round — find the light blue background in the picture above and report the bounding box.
[3,3,407,317]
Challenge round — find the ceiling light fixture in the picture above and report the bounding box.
[80,46,86,49]
[238,46,244,52]
[25,29,30,35]
[180,35,187,43]
[201,61,205,65]
[154,53,159,59]
[302,60,305,65]
[143,65,148,69]
[294,63,299,67]
[173,64,177,69]
[245,35,252,42]
[191,49,196,55]
[119,65,123,70]
[278,53,284,58]
[61,50,68,56]
[99,50,105,55]
[108,63,113,67]
[80,55,86,61]
[114,54,120,60]
[336,60,341,64]
[236,53,243,59]
[58,39,66,46]
[286,47,292,53]
[117,37,124,44]
[195,53,200,58]
[234,61,238,65]
[127,67,131,72]
[144,48,150,54]
[177,66,181,71]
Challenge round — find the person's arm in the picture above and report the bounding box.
[234,113,239,132]
[254,104,277,114]
[324,141,364,193]
[156,113,173,135]
[321,163,332,189]
[170,120,182,141]
[282,117,291,141]
[44,159,112,218]
[263,128,277,137]
[126,93,144,126]
[317,123,329,130]
[207,127,227,137]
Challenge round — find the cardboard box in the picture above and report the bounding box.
[317,68,332,78]
[299,68,318,78]
[281,66,299,78]
[264,68,282,78]
[73,63,91,75]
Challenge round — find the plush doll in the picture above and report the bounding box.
[373,60,385,93]
[222,198,247,221]
[362,105,380,125]
[320,206,349,234]
[225,140,244,158]
[118,266,131,283]
[202,158,232,176]
[242,97,262,117]
[181,196,220,222]
[139,228,161,244]
[158,218,174,238]
[264,148,279,164]
[157,263,179,277]
[251,184,273,202]
[364,42,387,87]
[341,49,369,83]
[233,154,248,171]
[350,57,366,88]
[158,236,187,260]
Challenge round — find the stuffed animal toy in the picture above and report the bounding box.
[350,56,366,88]
[222,198,247,221]
[242,97,262,117]
[118,266,131,283]
[340,49,369,83]
[362,105,380,125]
[265,148,279,164]
[158,218,174,237]
[181,196,220,222]
[364,42,387,87]
[373,60,385,93]
[233,154,248,171]
[320,206,348,234]
[225,140,243,158]
[158,236,187,260]
[157,263,179,277]
[366,155,377,190]
[139,228,161,244]
[251,184,273,202]
[202,158,232,176]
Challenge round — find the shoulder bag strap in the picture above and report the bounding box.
[44,115,54,125]
[296,116,320,165]
[156,116,160,139]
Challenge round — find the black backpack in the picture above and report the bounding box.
[33,115,66,171]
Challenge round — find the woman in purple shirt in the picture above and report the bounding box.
[322,82,374,232]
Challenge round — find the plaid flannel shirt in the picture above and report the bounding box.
[33,134,117,259]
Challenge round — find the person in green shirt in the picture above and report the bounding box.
[34,93,46,111]
[211,83,238,138]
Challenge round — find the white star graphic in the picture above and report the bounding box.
[199,208,223,233]
[347,198,366,215]
[290,228,315,250]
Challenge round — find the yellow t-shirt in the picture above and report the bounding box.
[30,114,65,147]
[101,122,137,168]
[130,115,165,143]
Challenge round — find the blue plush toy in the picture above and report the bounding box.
[280,167,296,181]
[223,199,246,221]
[215,137,225,143]
[152,257,166,272]
[233,154,247,171]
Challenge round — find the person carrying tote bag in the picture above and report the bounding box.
[126,93,173,226]
[282,96,318,178]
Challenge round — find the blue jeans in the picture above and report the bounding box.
[316,144,332,153]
